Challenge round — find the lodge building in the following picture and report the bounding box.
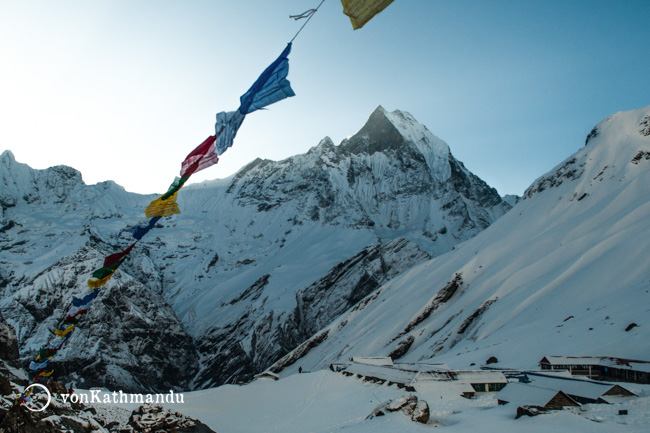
[539,356,650,384]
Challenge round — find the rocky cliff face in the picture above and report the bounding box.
[0,311,21,382]
[0,236,199,392]
[192,238,431,387]
[0,106,513,391]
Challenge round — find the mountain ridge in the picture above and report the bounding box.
[1,106,513,391]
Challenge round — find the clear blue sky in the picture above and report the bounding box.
[1,0,648,196]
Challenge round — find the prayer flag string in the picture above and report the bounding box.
[19,0,395,403]
[19,41,297,404]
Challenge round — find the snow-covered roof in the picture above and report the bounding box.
[350,357,394,367]
[624,362,650,373]
[525,372,633,400]
[393,362,450,371]
[540,356,650,373]
[343,363,416,384]
[254,371,280,381]
[541,356,604,365]
[343,361,508,390]
[497,382,575,408]
[413,370,507,384]
[455,371,508,384]
[413,380,475,396]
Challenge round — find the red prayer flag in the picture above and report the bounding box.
[180,135,218,178]
[103,242,137,268]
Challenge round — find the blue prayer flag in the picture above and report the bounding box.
[214,110,246,155]
[29,358,51,372]
[238,43,295,115]
[72,290,100,307]
[130,217,161,240]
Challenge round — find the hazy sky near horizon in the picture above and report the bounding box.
[1,0,649,196]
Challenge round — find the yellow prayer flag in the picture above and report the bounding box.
[87,270,116,289]
[39,370,54,377]
[341,0,395,30]
[54,324,75,338]
[145,192,181,218]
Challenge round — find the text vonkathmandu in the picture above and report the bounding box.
[61,390,184,405]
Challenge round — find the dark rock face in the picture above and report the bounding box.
[389,335,415,361]
[640,115,650,137]
[128,405,216,433]
[269,330,330,374]
[2,246,198,393]
[393,273,463,341]
[0,311,19,367]
[50,280,200,393]
[0,404,59,433]
[195,240,428,387]
[367,394,430,424]
[585,127,600,145]
[457,298,498,335]
[0,375,12,396]
[293,239,431,340]
[0,311,21,386]
[345,106,410,156]
[524,157,585,198]
[631,151,650,164]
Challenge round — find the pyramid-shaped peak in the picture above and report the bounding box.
[346,106,404,153]
[346,106,448,154]
[340,107,452,182]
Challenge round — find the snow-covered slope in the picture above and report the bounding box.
[78,370,650,433]
[270,106,650,375]
[0,106,512,390]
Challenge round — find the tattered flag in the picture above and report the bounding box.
[341,0,394,29]
[239,43,295,114]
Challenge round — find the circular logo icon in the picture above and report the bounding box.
[23,383,52,412]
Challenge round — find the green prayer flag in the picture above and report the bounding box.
[91,257,125,279]
[161,176,190,201]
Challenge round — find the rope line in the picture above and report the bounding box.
[290,9,317,20]
[290,0,326,43]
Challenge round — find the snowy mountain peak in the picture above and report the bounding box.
[1,150,15,163]
[0,149,84,209]
[305,136,336,156]
[525,105,650,199]
[341,106,452,182]
[344,105,409,155]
